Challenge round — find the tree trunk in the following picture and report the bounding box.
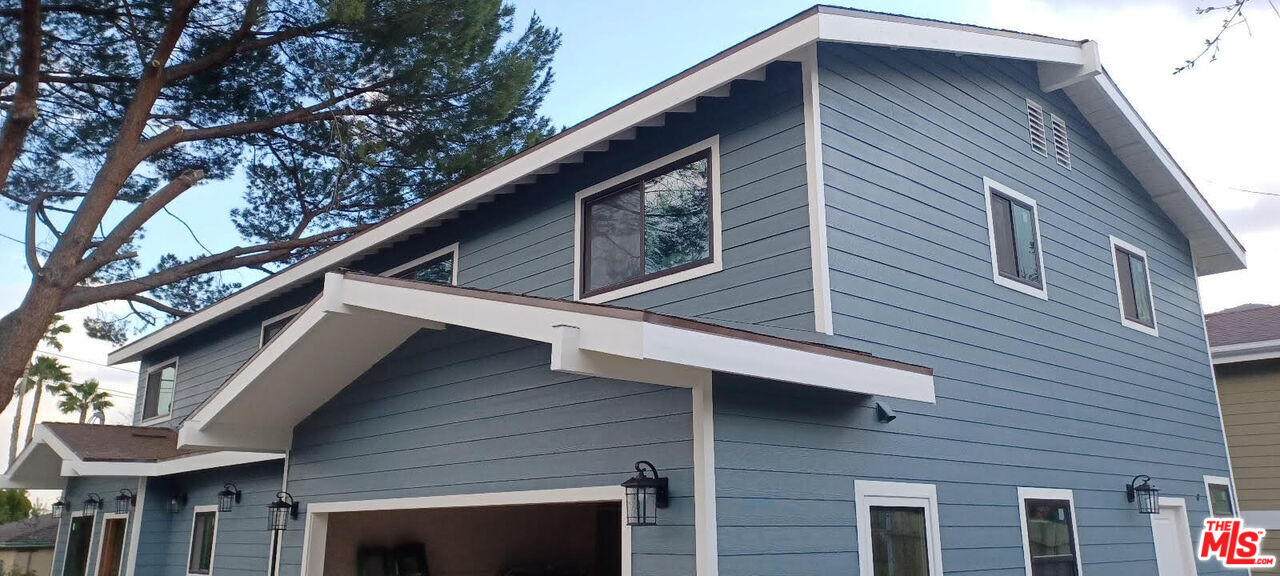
[23,379,43,449]
[0,280,69,418]
[78,407,87,424]
[7,383,25,465]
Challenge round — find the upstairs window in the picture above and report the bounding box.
[855,480,943,576]
[1109,236,1158,335]
[142,359,177,422]
[260,307,301,348]
[1019,488,1083,576]
[1204,476,1235,517]
[983,178,1047,299]
[1026,99,1049,156]
[384,243,459,286]
[576,140,721,302]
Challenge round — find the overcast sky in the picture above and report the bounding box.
[0,1,1274,461]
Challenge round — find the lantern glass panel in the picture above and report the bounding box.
[168,497,182,515]
[1137,487,1160,515]
[268,504,290,531]
[115,495,131,515]
[83,499,99,515]
[51,500,65,518]
[218,492,235,513]
[625,484,657,526]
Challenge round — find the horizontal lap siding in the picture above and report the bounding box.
[133,461,284,576]
[277,327,695,576]
[705,42,1231,575]
[54,476,139,576]
[1215,359,1280,512]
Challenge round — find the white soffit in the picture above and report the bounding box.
[108,7,1243,365]
[178,273,934,451]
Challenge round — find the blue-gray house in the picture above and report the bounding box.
[3,7,1250,576]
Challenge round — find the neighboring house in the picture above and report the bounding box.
[1207,303,1280,564]
[0,516,58,576]
[0,7,1251,576]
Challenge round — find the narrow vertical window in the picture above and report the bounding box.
[1110,236,1158,335]
[856,481,943,576]
[984,178,1047,299]
[1204,476,1235,517]
[188,508,217,576]
[1050,114,1071,169]
[1026,99,1048,156]
[1018,488,1083,576]
[142,359,177,422]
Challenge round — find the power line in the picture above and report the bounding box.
[33,349,137,374]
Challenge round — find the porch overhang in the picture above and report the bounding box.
[0,423,284,489]
[179,272,935,452]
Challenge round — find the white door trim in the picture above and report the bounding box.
[1151,497,1197,576]
[299,486,631,576]
[92,513,129,576]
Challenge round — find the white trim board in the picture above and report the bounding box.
[572,136,723,303]
[692,381,719,576]
[1242,510,1280,530]
[92,512,129,576]
[1211,338,1280,364]
[800,44,833,335]
[123,477,145,576]
[1109,235,1160,337]
[300,487,633,576]
[106,6,1244,366]
[982,177,1049,300]
[854,480,944,576]
[1017,487,1085,576]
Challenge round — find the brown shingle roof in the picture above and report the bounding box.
[1206,303,1280,347]
[43,423,200,462]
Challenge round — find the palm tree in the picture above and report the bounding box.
[8,375,31,465]
[8,318,74,465]
[40,315,71,351]
[22,356,71,451]
[51,379,114,424]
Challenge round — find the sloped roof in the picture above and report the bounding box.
[0,516,57,549]
[1207,304,1280,347]
[41,423,193,462]
[108,5,1245,366]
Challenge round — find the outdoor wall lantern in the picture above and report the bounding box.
[267,492,299,532]
[82,493,103,515]
[167,493,188,515]
[218,482,242,513]
[1126,475,1160,515]
[114,489,137,514]
[621,460,669,526]
[51,496,69,518]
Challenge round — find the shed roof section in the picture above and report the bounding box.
[1207,303,1280,364]
[108,5,1245,365]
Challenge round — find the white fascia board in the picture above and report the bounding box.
[1088,74,1245,274]
[640,323,935,403]
[817,11,1085,64]
[64,451,285,477]
[1211,339,1280,364]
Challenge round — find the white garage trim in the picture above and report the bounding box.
[299,486,631,576]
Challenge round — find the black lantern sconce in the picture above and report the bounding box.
[167,492,188,515]
[1126,475,1160,515]
[621,460,669,526]
[267,492,299,532]
[51,496,69,518]
[114,489,137,514]
[218,483,242,513]
[82,493,103,515]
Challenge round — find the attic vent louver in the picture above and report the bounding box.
[1050,113,1071,169]
[1026,99,1048,157]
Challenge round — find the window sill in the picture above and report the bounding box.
[993,274,1048,300]
[580,260,723,304]
[139,414,172,427]
[1120,316,1159,337]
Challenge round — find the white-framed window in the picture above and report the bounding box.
[573,136,723,303]
[1108,236,1158,336]
[187,505,218,576]
[141,357,178,424]
[1018,487,1084,576]
[855,480,944,576]
[983,177,1048,300]
[260,306,304,348]
[382,242,459,286]
[1203,475,1236,517]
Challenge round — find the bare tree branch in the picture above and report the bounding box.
[0,0,44,194]
[125,294,191,318]
[73,168,206,277]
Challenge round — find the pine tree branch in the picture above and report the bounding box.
[73,168,206,277]
[0,0,44,196]
[124,295,191,318]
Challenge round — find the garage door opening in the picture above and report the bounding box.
[320,501,623,576]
